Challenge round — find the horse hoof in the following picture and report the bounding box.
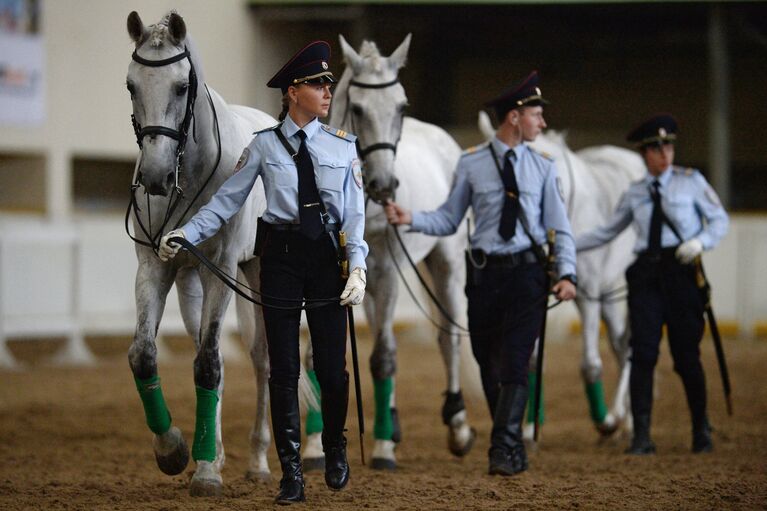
[448,426,477,457]
[371,457,397,470]
[153,426,190,476]
[245,470,272,483]
[302,456,326,472]
[190,461,224,497]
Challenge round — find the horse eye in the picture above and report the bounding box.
[176,83,189,96]
[398,103,408,114]
[351,104,363,116]
[126,82,136,98]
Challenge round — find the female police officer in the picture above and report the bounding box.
[159,41,368,504]
[576,114,728,455]
[385,71,576,476]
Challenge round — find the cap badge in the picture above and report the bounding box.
[659,127,667,137]
[322,61,328,70]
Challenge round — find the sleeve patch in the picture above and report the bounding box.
[704,185,722,207]
[556,176,566,202]
[352,159,363,189]
[234,148,250,173]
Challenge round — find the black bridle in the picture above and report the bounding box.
[130,46,198,197]
[126,45,221,253]
[345,77,404,204]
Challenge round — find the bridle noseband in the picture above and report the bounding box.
[130,46,198,196]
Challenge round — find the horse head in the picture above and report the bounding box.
[335,34,412,204]
[126,11,201,197]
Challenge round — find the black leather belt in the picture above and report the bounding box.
[637,245,680,263]
[471,248,539,267]
[265,222,339,233]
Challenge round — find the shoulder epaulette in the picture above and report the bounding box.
[253,122,282,136]
[321,124,356,142]
[672,165,695,176]
[530,147,554,161]
[462,141,490,156]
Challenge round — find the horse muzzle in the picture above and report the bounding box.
[365,177,400,204]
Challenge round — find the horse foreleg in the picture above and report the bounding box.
[129,259,190,476]
[367,261,399,470]
[576,296,616,437]
[176,267,203,345]
[425,245,476,458]
[237,258,273,482]
[602,297,632,431]
[188,268,233,497]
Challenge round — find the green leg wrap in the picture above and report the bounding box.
[373,377,394,440]
[134,375,171,435]
[585,380,609,423]
[192,386,219,462]
[305,370,324,435]
[526,370,544,425]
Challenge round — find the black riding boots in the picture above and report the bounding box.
[269,382,306,505]
[677,360,713,453]
[488,383,529,476]
[322,374,350,490]
[626,362,656,455]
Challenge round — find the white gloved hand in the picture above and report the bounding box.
[675,238,703,264]
[340,267,366,306]
[159,229,186,262]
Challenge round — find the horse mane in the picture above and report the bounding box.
[141,11,206,86]
[358,40,385,73]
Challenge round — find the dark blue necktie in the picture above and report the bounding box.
[498,149,520,241]
[648,180,662,254]
[296,130,323,240]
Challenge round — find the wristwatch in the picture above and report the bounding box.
[560,274,577,287]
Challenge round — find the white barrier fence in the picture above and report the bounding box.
[1,213,765,369]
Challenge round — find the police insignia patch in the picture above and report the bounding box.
[234,148,249,173]
[352,159,363,189]
[556,176,565,202]
[704,185,722,207]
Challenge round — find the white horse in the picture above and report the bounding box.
[478,112,644,438]
[301,35,476,470]
[125,11,284,496]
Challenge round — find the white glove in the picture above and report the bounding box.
[675,238,703,264]
[340,267,366,306]
[159,229,186,262]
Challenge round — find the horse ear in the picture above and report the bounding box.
[167,12,187,45]
[338,34,362,71]
[388,33,412,70]
[127,11,146,44]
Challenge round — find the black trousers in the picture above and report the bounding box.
[626,248,707,422]
[260,230,347,395]
[466,260,546,413]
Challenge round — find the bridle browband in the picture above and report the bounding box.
[130,46,198,196]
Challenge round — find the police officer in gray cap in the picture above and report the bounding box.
[159,41,368,504]
[385,71,576,476]
[577,114,729,455]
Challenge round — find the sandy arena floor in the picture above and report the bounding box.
[1,326,765,510]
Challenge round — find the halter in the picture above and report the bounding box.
[346,77,403,203]
[130,46,199,197]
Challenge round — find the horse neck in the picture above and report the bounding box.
[329,67,353,130]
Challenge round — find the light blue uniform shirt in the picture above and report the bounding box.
[411,137,576,278]
[182,115,369,271]
[576,165,729,253]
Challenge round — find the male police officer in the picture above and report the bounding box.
[576,114,728,454]
[385,71,576,475]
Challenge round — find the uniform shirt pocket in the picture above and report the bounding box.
[472,181,501,210]
[264,158,297,187]
[317,157,347,192]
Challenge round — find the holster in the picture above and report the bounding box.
[253,217,270,257]
[465,250,483,288]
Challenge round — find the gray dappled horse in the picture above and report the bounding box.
[302,35,476,470]
[126,11,281,496]
[479,112,644,439]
